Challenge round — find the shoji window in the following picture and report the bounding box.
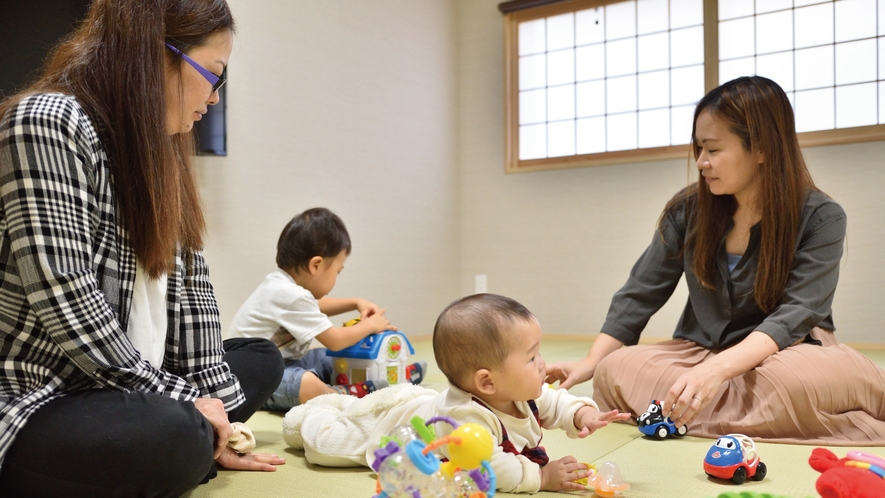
[502,0,885,172]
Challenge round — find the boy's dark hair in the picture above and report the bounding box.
[433,293,535,391]
[276,208,352,272]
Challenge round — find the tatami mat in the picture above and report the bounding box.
[183,338,885,498]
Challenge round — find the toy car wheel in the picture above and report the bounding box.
[731,467,747,485]
[752,462,767,481]
[655,425,669,439]
[675,424,688,437]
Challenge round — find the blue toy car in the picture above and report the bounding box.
[637,400,688,439]
[703,434,767,484]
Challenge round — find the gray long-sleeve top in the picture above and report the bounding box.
[601,189,846,350]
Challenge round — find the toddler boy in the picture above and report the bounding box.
[229,207,424,411]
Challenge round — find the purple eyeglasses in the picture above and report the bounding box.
[165,43,226,93]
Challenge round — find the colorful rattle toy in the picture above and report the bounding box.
[371,415,496,498]
[809,448,885,498]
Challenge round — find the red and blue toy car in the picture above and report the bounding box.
[703,434,767,484]
[637,400,688,439]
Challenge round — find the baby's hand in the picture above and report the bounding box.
[576,406,632,438]
[363,310,397,332]
[539,456,590,491]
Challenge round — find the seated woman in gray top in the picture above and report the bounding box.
[546,76,885,445]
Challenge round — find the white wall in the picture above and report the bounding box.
[457,0,885,345]
[197,1,461,338]
[197,0,885,346]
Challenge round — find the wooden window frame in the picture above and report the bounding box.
[501,0,885,173]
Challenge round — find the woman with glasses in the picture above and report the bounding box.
[0,1,285,496]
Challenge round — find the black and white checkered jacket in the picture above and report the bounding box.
[0,93,244,467]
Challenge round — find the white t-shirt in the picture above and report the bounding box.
[127,262,168,369]
[228,269,333,360]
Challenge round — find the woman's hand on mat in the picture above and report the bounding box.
[215,447,286,471]
[539,456,591,491]
[575,406,633,438]
[195,398,233,458]
[661,362,724,428]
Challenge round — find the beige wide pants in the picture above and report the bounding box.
[592,329,885,445]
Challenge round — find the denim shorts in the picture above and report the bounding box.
[261,347,334,412]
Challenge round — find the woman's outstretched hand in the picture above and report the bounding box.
[545,359,594,390]
[545,333,627,390]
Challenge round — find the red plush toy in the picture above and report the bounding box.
[808,447,885,498]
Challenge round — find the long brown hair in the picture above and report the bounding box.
[0,0,234,278]
[663,76,817,312]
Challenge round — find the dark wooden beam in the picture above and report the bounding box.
[498,0,570,14]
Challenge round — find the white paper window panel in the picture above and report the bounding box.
[756,11,793,55]
[547,13,575,52]
[520,123,547,160]
[519,54,546,91]
[607,113,639,151]
[577,117,606,154]
[639,108,672,147]
[670,0,704,29]
[756,52,794,92]
[671,65,705,106]
[639,70,671,109]
[881,38,885,80]
[756,0,793,14]
[606,1,637,40]
[794,88,835,132]
[637,0,669,35]
[519,19,546,56]
[607,75,638,114]
[719,0,753,21]
[607,38,637,77]
[548,49,575,86]
[720,17,755,60]
[881,0,885,36]
[836,83,878,128]
[880,82,885,124]
[576,7,605,46]
[577,80,606,117]
[576,44,605,81]
[671,26,704,67]
[519,89,546,125]
[548,120,577,157]
[671,104,695,144]
[795,45,835,90]
[795,3,834,49]
[548,85,576,121]
[795,0,832,6]
[835,0,877,42]
[719,57,755,84]
[638,32,670,72]
[835,39,877,85]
